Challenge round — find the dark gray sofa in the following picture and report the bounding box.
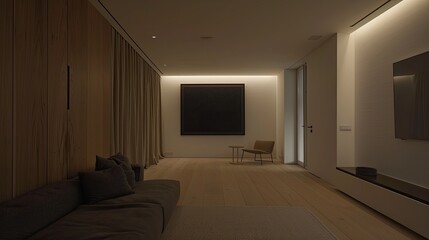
[0,170,180,240]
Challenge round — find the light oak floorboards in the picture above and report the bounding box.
[145,158,424,240]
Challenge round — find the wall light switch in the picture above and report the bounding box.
[339,125,352,131]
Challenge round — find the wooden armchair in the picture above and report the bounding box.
[241,140,275,165]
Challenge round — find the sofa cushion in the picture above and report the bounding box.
[79,165,134,204]
[96,154,136,188]
[0,179,82,240]
[29,203,163,240]
[98,179,180,231]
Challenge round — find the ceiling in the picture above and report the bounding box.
[98,0,390,75]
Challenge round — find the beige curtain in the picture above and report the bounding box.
[112,30,163,168]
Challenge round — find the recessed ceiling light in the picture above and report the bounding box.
[152,35,157,39]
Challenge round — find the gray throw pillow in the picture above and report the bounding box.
[109,153,132,170]
[95,155,117,169]
[109,153,136,188]
[79,165,134,204]
[95,154,136,188]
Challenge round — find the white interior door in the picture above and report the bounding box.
[305,39,337,181]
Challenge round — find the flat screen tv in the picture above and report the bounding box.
[393,50,429,140]
[181,84,245,135]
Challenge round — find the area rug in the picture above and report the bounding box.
[162,206,336,240]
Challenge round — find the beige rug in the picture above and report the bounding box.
[162,206,336,240]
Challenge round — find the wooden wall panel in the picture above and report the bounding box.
[0,0,14,202]
[47,0,68,183]
[87,3,112,161]
[101,16,113,156]
[2,0,114,201]
[15,0,48,196]
[67,0,89,177]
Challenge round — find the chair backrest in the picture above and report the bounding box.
[253,140,275,153]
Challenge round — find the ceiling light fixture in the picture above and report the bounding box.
[152,35,157,39]
[350,0,392,27]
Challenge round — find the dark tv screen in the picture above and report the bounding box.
[181,84,245,135]
[393,50,429,140]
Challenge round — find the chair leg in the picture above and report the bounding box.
[241,150,244,162]
[260,153,263,165]
[271,154,273,163]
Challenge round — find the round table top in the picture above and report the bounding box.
[229,145,244,148]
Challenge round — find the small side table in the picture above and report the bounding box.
[229,145,244,164]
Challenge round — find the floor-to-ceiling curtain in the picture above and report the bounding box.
[112,29,163,168]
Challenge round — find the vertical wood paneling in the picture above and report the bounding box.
[47,0,68,183]
[87,4,104,163]
[0,0,14,202]
[87,3,112,161]
[2,0,113,200]
[15,0,48,196]
[67,0,89,177]
[102,22,113,156]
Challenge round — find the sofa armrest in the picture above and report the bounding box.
[132,164,144,182]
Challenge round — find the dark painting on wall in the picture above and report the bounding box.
[181,84,245,135]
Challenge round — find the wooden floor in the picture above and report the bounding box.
[145,158,424,240]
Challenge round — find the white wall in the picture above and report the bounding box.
[336,33,356,167]
[161,76,277,158]
[354,0,429,188]
[334,1,429,237]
